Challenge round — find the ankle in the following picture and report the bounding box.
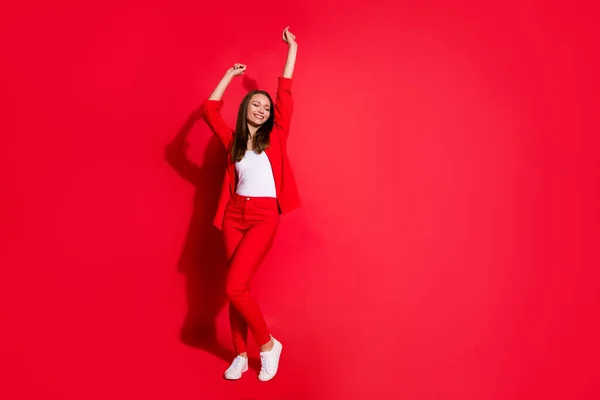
[238,352,248,359]
[259,338,274,352]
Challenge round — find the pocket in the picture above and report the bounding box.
[225,199,242,214]
[253,197,278,212]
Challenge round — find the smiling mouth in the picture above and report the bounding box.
[254,114,265,120]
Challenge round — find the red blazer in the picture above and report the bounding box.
[202,77,301,229]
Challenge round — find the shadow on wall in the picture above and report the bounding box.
[242,75,259,92]
[163,74,264,367]
[164,105,231,362]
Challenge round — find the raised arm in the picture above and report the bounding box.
[274,27,297,135]
[281,27,297,79]
[203,64,246,148]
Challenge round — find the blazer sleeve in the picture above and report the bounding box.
[202,99,234,149]
[273,77,293,138]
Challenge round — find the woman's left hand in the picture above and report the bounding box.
[282,26,297,47]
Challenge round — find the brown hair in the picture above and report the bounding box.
[231,90,275,162]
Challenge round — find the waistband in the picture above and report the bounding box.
[230,193,278,204]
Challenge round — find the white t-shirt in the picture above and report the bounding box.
[235,150,277,198]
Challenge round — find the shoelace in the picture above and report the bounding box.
[260,353,270,374]
[230,357,242,371]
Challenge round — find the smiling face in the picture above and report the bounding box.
[233,90,274,161]
[246,93,272,127]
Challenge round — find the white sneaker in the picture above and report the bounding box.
[224,355,248,380]
[258,336,283,381]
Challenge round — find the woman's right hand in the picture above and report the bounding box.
[209,63,246,101]
[227,63,247,77]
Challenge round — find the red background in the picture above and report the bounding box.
[1,1,598,399]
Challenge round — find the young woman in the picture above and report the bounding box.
[201,27,301,381]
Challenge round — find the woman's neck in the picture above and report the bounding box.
[247,125,258,151]
[248,125,259,137]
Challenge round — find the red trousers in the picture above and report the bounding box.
[222,193,279,353]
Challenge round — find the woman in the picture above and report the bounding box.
[202,26,301,381]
